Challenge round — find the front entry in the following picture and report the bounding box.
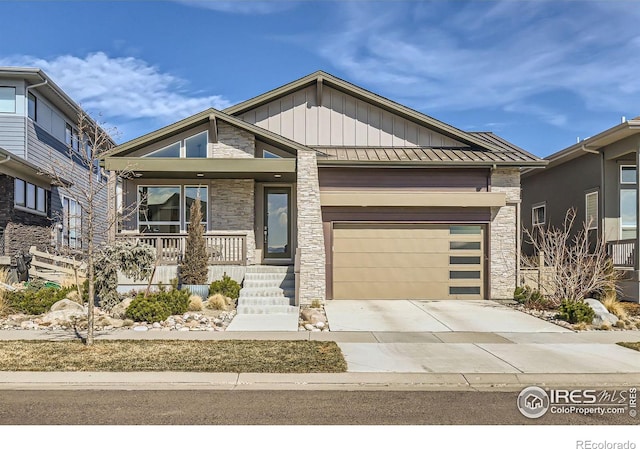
[264,187,292,259]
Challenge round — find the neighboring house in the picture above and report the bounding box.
[521,117,640,302]
[103,71,545,304]
[0,67,110,261]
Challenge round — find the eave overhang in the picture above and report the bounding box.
[317,160,547,168]
[103,157,296,182]
[0,147,72,186]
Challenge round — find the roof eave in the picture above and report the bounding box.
[317,160,548,168]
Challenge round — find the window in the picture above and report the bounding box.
[14,179,25,206]
[28,92,37,121]
[620,165,637,239]
[63,197,82,249]
[65,123,73,146]
[621,166,636,184]
[585,191,598,230]
[263,150,281,159]
[185,132,207,158]
[532,203,546,226]
[184,186,208,228]
[620,189,636,239]
[14,177,48,215]
[145,142,181,158]
[138,186,181,233]
[143,131,208,158]
[0,87,16,113]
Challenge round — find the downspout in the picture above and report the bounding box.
[0,154,11,165]
[23,77,48,161]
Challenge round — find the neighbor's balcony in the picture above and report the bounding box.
[115,232,247,265]
[607,239,635,268]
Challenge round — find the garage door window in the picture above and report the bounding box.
[450,271,481,279]
[450,256,481,265]
[450,225,481,235]
[450,286,481,295]
[450,241,481,250]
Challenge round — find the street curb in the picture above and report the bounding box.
[0,372,637,391]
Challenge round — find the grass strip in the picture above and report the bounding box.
[0,340,347,373]
[617,342,640,352]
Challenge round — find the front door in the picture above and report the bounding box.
[264,187,292,259]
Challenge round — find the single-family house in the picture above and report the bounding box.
[0,67,110,263]
[103,71,545,307]
[521,117,640,302]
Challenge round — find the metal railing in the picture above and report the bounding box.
[115,233,247,265]
[606,239,635,268]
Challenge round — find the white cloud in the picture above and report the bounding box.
[0,52,231,121]
[317,2,640,126]
[174,0,297,14]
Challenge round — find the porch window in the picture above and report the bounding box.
[185,186,208,228]
[138,186,181,233]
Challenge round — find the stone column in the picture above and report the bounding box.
[490,168,520,299]
[296,149,326,304]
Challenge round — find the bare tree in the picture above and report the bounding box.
[46,110,135,345]
[522,208,620,306]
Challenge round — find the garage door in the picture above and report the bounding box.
[332,223,484,300]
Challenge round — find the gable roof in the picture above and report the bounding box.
[104,107,312,158]
[224,71,525,155]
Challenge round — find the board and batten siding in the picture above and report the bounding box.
[0,115,26,157]
[240,85,465,148]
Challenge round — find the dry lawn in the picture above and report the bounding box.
[617,342,640,352]
[0,340,347,373]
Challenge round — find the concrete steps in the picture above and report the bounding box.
[237,265,297,315]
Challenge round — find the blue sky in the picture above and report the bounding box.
[1,0,639,157]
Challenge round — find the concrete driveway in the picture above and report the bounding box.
[323,300,640,374]
[324,300,569,333]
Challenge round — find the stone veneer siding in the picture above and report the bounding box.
[296,149,326,304]
[490,168,520,299]
[212,122,255,158]
[210,179,256,265]
[0,174,52,260]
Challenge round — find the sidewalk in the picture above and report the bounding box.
[0,328,639,390]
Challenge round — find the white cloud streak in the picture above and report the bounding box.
[0,52,230,120]
[318,1,640,126]
[174,0,297,14]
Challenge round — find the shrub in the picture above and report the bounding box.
[310,299,322,309]
[206,294,228,310]
[513,285,548,309]
[209,273,240,300]
[557,299,595,324]
[125,296,171,323]
[7,285,75,315]
[125,284,190,322]
[188,295,203,311]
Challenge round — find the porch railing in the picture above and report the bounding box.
[115,233,247,265]
[607,239,635,268]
